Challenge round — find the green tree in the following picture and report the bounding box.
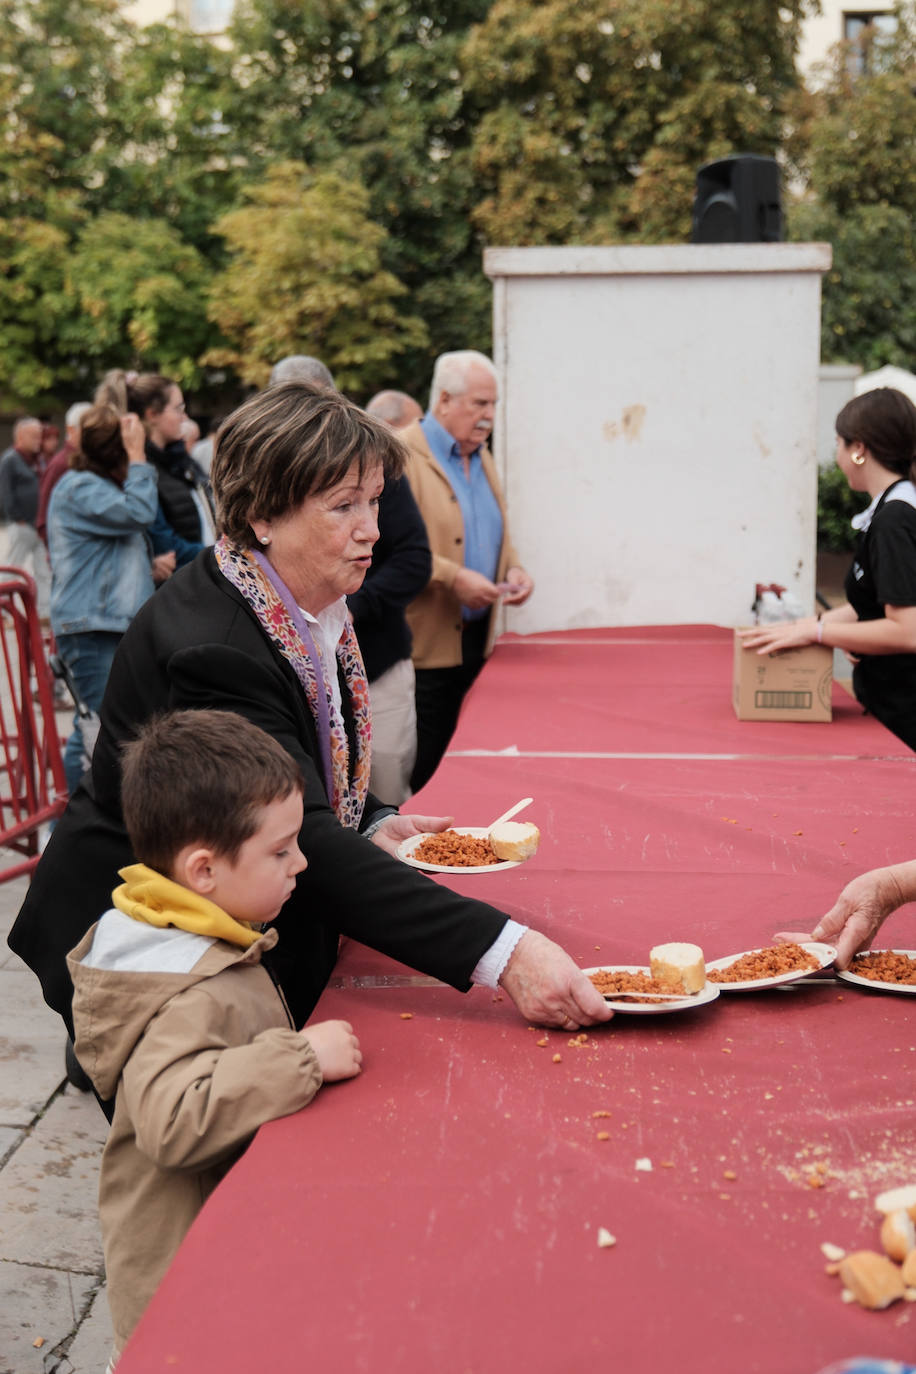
[786,6,916,369]
[0,0,129,222]
[224,0,495,385]
[462,0,808,245]
[58,212,214,390]
[0,218,71,408]
[205,161,428,395]
[101,21,242,255]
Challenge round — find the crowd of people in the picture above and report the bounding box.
[4,362,916,1369]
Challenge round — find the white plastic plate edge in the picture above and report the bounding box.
[704,941,837,992]
[835,950,916,995]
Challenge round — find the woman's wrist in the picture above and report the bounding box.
[362,807,398,840]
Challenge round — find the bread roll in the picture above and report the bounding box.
[881,1210,916,1263]
[902,1250,916,1286]
[650,942,706,994]
[489,821,540,861]
[838,1251,905,1309]
[874,1183,916,1217]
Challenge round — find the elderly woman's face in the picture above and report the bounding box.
[251,461,383,614]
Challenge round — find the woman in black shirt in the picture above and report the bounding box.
[742,387,916,750]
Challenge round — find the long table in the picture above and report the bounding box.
[119,628,916,1373]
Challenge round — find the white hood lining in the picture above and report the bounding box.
[84,909,216,975]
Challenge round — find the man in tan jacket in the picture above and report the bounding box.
[400,351,533,791]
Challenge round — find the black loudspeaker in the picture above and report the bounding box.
[690,154,782,244]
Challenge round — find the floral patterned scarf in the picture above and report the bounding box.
[214,536,371,829]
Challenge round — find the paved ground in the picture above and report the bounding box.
[0,525,112,1373]
[0,876,113,1374]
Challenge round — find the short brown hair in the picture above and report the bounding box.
[121,710,304,876]
[836,388,916,480]
[211,383,407,546]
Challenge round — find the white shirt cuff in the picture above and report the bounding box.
[470,919,528,988]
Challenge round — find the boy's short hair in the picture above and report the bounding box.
[121,710,305,876]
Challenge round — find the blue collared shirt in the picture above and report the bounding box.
[420,412,503,621]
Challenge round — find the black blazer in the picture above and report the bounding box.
[9,551,508,1034]
[347,475,431,681]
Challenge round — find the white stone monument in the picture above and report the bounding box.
[485,243,832,631]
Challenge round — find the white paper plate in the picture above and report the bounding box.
[397,827,521,875]
[582,966,720,1016]
[835,950,916,995]
[705,941,836,992]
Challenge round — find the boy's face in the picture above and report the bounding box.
[208,791,306,925]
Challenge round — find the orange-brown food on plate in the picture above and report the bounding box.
[850,951,916,985]
[707,942,818,983]
[412,830,499,867]
[588,968,686,1003]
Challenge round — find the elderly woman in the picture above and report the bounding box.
[742,388,916,750]
[10,385,609,1081]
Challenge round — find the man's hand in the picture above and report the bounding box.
[499,929,614,1029]
[453,566,501,611]
[500,565,534,606]
[369,812,454,857]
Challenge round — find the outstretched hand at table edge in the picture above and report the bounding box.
[498,929,614,1029]
[775,861,916,970]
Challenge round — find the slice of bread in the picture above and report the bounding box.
[838,1250,906,1309]
[488,821,540,862]
[649,942,707,994]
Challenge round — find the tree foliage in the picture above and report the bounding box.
[205,161,427,395]
[224,0,495,384]
[462,0,808,245]
[0,0,129,222]
[0,0,911,408]
[60,213,214,389]
[786,6,916,370]
[0,218,70,407]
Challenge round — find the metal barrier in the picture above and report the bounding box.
[0,566,67,881]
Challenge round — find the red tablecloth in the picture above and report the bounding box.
[118,628,916,1374]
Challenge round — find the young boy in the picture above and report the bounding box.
[67,709,362,1367]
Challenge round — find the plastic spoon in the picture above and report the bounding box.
[488,797,533,829]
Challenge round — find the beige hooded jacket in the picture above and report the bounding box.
[67,911,322,1355]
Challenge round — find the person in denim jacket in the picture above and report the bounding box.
[47,406,159,793]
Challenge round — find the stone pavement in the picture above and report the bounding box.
[0,875,113,1374]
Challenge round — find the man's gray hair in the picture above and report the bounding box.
[429,350,496,412]
[366,390,419,427]
[65,401,92,432]
[268,355,336,390]
[13,416,41,440]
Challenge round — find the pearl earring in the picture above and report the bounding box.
[259,535,271,545]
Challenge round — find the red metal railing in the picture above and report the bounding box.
[0,566,67,881]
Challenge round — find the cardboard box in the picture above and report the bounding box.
[733,629,833,722]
